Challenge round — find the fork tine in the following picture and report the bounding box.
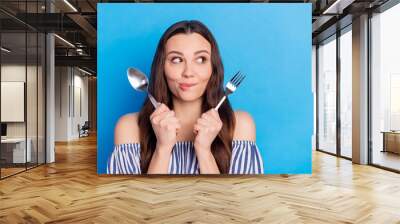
[233,73,245,87]
[232,73,243,86]
[230,71,241,83]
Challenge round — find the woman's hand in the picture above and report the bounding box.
[150,103,181,152]
[193,109,222,174]
[193,109,223,155]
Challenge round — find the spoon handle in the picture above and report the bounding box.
[148,93,159,108]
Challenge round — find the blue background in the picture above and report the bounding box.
[98,3,312,174]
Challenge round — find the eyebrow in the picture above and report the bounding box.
[194,50,210,55]
[166,50,210,56]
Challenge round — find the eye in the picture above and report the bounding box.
[171,57,183,64]
[196,56,208,64]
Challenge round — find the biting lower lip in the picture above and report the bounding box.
[179,83,196,90]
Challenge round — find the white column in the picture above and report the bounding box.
[46,33,55,163]
[352,14,369,164]
[46,1,55,163]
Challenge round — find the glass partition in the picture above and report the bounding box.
[1,30,28,177]
[339,27,352,158]
[371,3,400,171]
[0,1,46,179]
[317,35,337,154]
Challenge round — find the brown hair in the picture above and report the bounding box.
[138,20,235,173]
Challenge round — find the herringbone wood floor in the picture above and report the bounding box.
[1,135,400,224]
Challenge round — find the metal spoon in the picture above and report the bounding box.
[127,67,159,108]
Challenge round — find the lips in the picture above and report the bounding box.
[178,83,197,91]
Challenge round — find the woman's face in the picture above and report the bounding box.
[164,33,212,102]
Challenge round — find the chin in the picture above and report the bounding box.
[177,92,202,102]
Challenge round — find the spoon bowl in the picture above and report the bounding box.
[127,67,148,92]
[127,67,159,108]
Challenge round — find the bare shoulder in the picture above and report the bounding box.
[114,112,140,145]
[233,111,256,141]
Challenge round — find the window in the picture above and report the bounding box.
[317,35,337,154]
[371,2,400,171]
[339,27,352,158]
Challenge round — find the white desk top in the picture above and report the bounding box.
[1,138,28,143]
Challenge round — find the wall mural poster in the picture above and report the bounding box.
[98,3,312,175]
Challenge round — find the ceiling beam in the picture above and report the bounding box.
[67,13,97,46]
[322,0,356,14]
[55,55,96,72]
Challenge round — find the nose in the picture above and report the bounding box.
[182,62,195,78]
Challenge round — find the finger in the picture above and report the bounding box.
[163,110,175,119]
[170,116,180,123]
[193,124,200,134]
[151,114,161,124]
[159,113,180,130]
[160,118,176,130]
[169,117,181,131]
[208,109,221,122]
[194,123,208,133]
[175,122,181,131]
[159,117,168,129]
[201,113,213,123]
[207,110,223,129]
[199,116,219,129]
[197,118,209,127]
[175,124,181,135]
[158,103,169,112]
[202,110,221,126]
[151,113,164,124]
[150,103,169,120]
[152,110,174,124]
[200,118,222,134]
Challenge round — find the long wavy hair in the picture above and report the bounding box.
[138,20,235,174]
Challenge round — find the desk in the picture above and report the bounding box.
[1,138,31,163]
[381,131,400,154]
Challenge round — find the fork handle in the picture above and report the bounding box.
[214,95,227,111]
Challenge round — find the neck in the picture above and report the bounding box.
[172,97,203,124]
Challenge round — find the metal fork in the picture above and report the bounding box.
[214,71,245,111]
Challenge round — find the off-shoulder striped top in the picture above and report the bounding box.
[107,140,264,174]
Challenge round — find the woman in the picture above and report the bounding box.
[107,20,263,175]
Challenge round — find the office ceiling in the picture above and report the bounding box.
[0,0,392,75]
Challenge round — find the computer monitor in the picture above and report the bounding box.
[1,123,7,137]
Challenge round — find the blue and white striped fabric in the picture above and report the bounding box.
[107,140,264,174]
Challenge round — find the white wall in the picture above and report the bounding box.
[312,45,316,150]
[1,65,27,141]
[1,63,46,164]
[1,65,40,138]
[1,65,26,136]
[55,66,69,141]
[55,67,89,141]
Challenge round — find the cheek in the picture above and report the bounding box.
[198,66,212,86]
[164,63,180,79]
[164,65,180,93]
[164,63,182,82]
[165,76,178,95]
